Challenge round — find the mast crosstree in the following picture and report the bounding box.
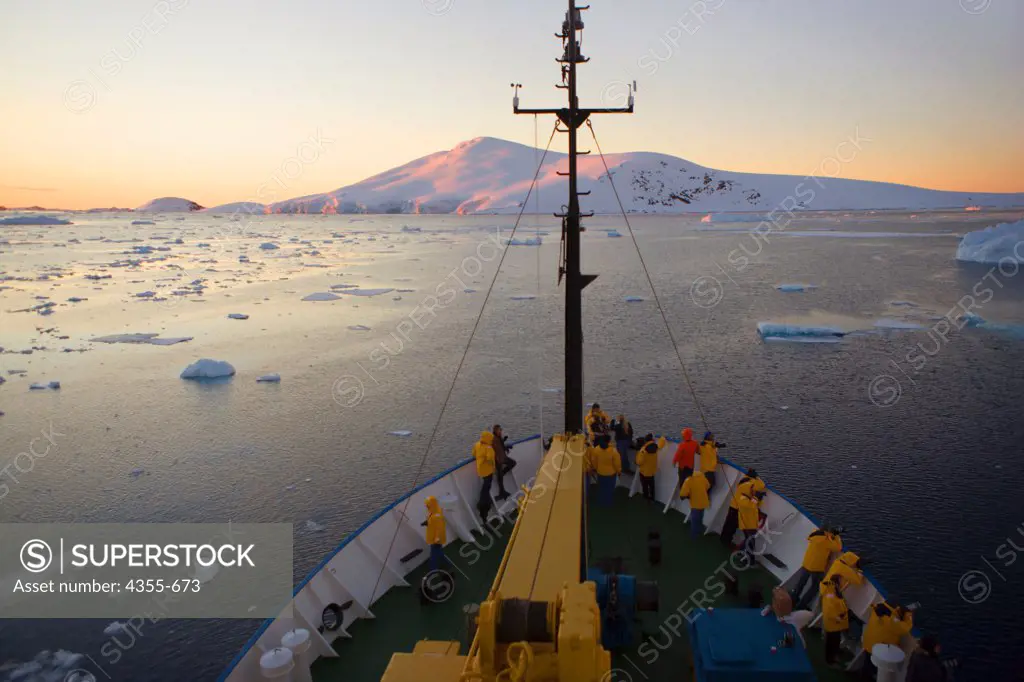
[514,1,634,434]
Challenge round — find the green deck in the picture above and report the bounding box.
[313,486,850,681]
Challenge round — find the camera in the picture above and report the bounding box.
[940,656,961,671]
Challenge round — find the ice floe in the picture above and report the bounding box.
[92,333,191,345]
[624,295,644,302]
[961,312,1024,338]
[955,219,1024,264]
[506,237,542,246]
[227,313,249,320]
[510,295,536,300]
[131,220,156,225]
[348,325,371,331]
[889,300,918,307]
[256,373,281,383]
[259,242,280,250]
[388,430,413,437]
[304,520,326,532]
[757,322,845,343]
[302,292,342,301]
[336,287,394,297]
[776,283,816,292]
[180,359,236,379]
[0,214,73,225]
[103,621,128,635]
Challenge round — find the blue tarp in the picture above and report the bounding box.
[688,608,816,682]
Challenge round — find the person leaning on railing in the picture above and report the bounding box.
[791,527,843,609]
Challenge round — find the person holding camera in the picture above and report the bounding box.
[791,526,844,609]
[491,424,517,501]
[610,414,634,474]
[737,488,763,562]
[820,575,850,667]
[861,601,916,679]
[720,468,765,546]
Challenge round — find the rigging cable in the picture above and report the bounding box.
[367,121,561,606]
[536,112,544,440]
[585,119,711,433]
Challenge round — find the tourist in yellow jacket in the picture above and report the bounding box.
[680,470,711,538]
[587,434,621,506]
[585,403,610,440]
[791,527,843,609]
[736,490,762,561]
[819,576,849,667]
[697,431,725,491]
[635,435,666,502]
[719,469,765,547]
[472,431,496,520]
[862,602,915,677]
[823,551,865,593]
[424,496,447,571]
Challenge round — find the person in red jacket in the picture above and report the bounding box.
[673,427,699,489]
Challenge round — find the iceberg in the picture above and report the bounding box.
[0,214,73,225]
[131,220,156,225]
[606,230,623,238]
[227,313,249,320]
[776,283,816,292]
[955,219,1024,264]
[757,322,845,343]
[180,359,236,379]
[506,237,542,246]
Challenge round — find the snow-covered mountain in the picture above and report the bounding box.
[266,137,1024,215]
[135,197,204,212]
[202,201,266,214]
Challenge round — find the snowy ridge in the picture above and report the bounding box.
[135,197,204,212]
[265,137,1024,215]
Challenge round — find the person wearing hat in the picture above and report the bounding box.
[791,527,843,609]
[698,431,725,491]
[719,468,765,546]
[635,434,666,502]
[424,496,447,571]
[610,414,634,474]
[680,470,711,537]
[587,433,621,506]
[673,427,699,489]
[820,575,850,667]
[906,635,951,682]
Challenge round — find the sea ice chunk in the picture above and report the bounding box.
[227,313,249,320]
[256,373,281,382]
[302,292,342,301]
[757,322,845,341]
[955,219,1024,264]
[776,284,816,292]
[259,242,280,250]
[337,288,395,297]
[389,430,413,437]
[624,295,644,302]
[180,359,236,379]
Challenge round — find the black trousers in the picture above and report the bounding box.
[677,466,693,488]
[640,474,656,501]
[704,470,716,490]
[478,475,493,517]
[825,630,842,664]
[720,507,739,546]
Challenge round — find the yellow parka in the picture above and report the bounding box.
[698,441,719,473]
[820,582,850,633]
[585,406,611,433]
[424,496,446,546]
[473,431,496,477]
[802,531,843,572]
[680,471,711,510]
[863,603,914,652]
[730,476,766,510]
[737,493,761,530]
[587,444,622,476]
[635,437,666,477]
[824,551,864,592]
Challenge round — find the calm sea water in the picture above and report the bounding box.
[1,209,1022,680]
